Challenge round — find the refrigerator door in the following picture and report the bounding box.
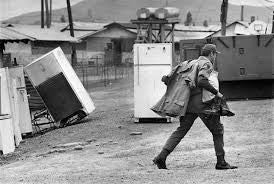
[9,66,32,134]
[24,52,62,86]
[134,43,172,118]
[0,68,12,115]
[134,43,172,65]
[0,115,15,154]
[134,65,170,118]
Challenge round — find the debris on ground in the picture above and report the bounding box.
[130,132,142,135]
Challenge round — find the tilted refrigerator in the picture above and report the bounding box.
[24,47,95,124]
[134,43,172,122]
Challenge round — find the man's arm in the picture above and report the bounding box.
[197,62,223,98]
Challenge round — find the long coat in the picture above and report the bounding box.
[151,60,198,117]
[185,56,215,113]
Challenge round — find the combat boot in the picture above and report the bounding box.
[215,161,238,170]
[153,149,170,169]
[216,155,238,170]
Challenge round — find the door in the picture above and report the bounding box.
[134,43,172,118]
[9,66,32,134]
[112,39,122,65]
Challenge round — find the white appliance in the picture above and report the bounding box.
[24,47,95,123]
[134,43,172,121]
[9,66,32,134]
[0,68,22,146]
[0,114,15,154]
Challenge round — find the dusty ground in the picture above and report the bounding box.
[0,78,273,184]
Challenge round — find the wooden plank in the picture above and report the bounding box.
[11,79,22,146]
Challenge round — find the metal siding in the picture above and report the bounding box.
[36,73,82,122]
[217,35,272,81]
[180,34,273,81]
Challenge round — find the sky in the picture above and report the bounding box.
[0,0,84,21]
[0,0,273,21]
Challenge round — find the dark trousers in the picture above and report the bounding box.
[163,113,225,156]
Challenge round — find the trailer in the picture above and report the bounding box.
[180,34,274,99]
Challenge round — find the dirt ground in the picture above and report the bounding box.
[0,78,273,184]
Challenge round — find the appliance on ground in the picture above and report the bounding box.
[24,47,95,126]
[134,43,172,123]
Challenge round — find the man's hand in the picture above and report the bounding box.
[161,75,169,85]
[216,92,223,98]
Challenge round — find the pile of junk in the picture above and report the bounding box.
[0,47,95,155]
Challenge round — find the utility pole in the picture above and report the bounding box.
[49,0,52,27]
[220,0,228,36]
[0,42,4,68]
[66,0,77,65]
[45,0,50,28]
[41,0,44,28]
[272,11,274,33]
[240,5,244,21]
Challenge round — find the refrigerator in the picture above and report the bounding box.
[0,68,22,146]
[24,47,95,123]
[134,43,172,122]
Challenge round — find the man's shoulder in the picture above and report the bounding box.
[197,57,212,68]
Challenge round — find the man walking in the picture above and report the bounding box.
[153,44,237,170]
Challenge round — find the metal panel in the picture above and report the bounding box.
[9,66,32,134]
[216,35,273,81]
[180,34,273,81]
[36,73,83,122]
[25,52,62,86]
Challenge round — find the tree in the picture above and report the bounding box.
[60,15,66,22]
[203,20,209,27]
[184,11,193,26]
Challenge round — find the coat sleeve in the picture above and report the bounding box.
[197,61,218,95]
[197,61,213,79]
[161,64,180,85]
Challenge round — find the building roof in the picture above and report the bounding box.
[59,22,110,32]
[207,20,273,37]
[5,24,79,42]
[174,31,213,41]
[0,26,34,41]
[78,23,137,39]
[175,24,221,32]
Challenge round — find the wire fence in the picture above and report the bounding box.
[72,53,133,89]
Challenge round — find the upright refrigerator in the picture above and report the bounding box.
[134,43,172,122]
[24,47,95,124]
